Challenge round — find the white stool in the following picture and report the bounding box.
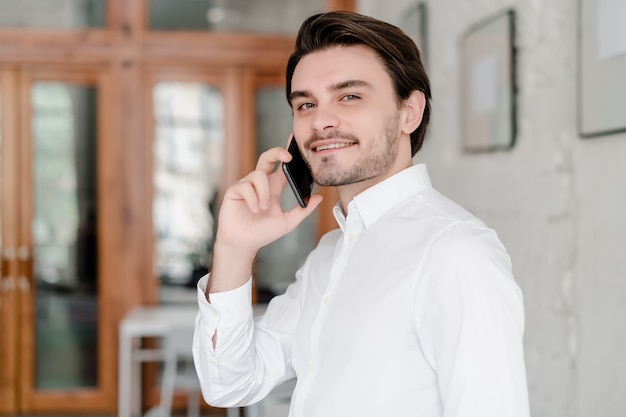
[118,306,241,417]
[153,327,241,417]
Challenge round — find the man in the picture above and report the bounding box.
[193,11,530,417]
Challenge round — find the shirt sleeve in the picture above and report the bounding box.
[414,222,531,417]
[192,273,301,408]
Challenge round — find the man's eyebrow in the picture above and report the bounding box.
[289,80,372,105]
[328,79,372,91]
[289,90,312,104]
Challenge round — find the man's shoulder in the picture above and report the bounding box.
[387,186,487,232]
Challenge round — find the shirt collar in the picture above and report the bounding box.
[333,164,432,234]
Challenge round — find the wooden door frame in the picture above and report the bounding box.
[16,67,117,412]
[0,69,20,414]
[142,68,256,304]
[140,66,260,411]
[327,0,356,11]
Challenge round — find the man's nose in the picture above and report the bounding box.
[310,104,340,134]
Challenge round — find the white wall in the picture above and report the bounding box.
[357,0,626,416]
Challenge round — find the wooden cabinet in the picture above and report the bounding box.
[0,66,117,413]
[0,0,351,413]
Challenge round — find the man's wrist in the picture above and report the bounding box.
[207,241,257,296]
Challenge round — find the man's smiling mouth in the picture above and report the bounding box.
[313,142,355,152]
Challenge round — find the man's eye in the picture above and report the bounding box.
[297,102,314,110]
[342,94,360,101]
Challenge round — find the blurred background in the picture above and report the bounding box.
[0,0,624,416]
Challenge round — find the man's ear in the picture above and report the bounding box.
[401,90,426,135]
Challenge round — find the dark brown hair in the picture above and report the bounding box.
[286,11,431,156]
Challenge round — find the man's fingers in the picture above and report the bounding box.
[228,169,273,212]
[256,146,292,172]
[283,193,324,232]
[228,181,263,213]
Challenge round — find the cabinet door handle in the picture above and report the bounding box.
[1,276,16,292]
[3,247,16,260]
[17,245,31,261]
[18,276,31,293]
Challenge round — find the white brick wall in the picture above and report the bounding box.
[358,1,626,416]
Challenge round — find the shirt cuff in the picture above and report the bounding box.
[196,274,253,328]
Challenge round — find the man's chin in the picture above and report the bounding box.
[314,172,373,187]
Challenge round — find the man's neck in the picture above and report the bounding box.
[336,160,413,215]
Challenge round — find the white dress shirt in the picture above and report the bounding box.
[193,164,530,417]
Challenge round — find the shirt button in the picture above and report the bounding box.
[308,363,315,371]
[323,296,330,305]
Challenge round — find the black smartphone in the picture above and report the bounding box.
[282,137,313,208]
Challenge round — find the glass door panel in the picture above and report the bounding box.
[31,82,99,389]
[148,0,325,34]
[255,86,316,302]
[0,0,106,29]
[152,82,224,304]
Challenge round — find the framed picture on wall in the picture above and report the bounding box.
[461,9,517,152]
[400,2,428,67]
[578,0,626,138]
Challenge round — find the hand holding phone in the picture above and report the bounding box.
[282,137,314,208]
